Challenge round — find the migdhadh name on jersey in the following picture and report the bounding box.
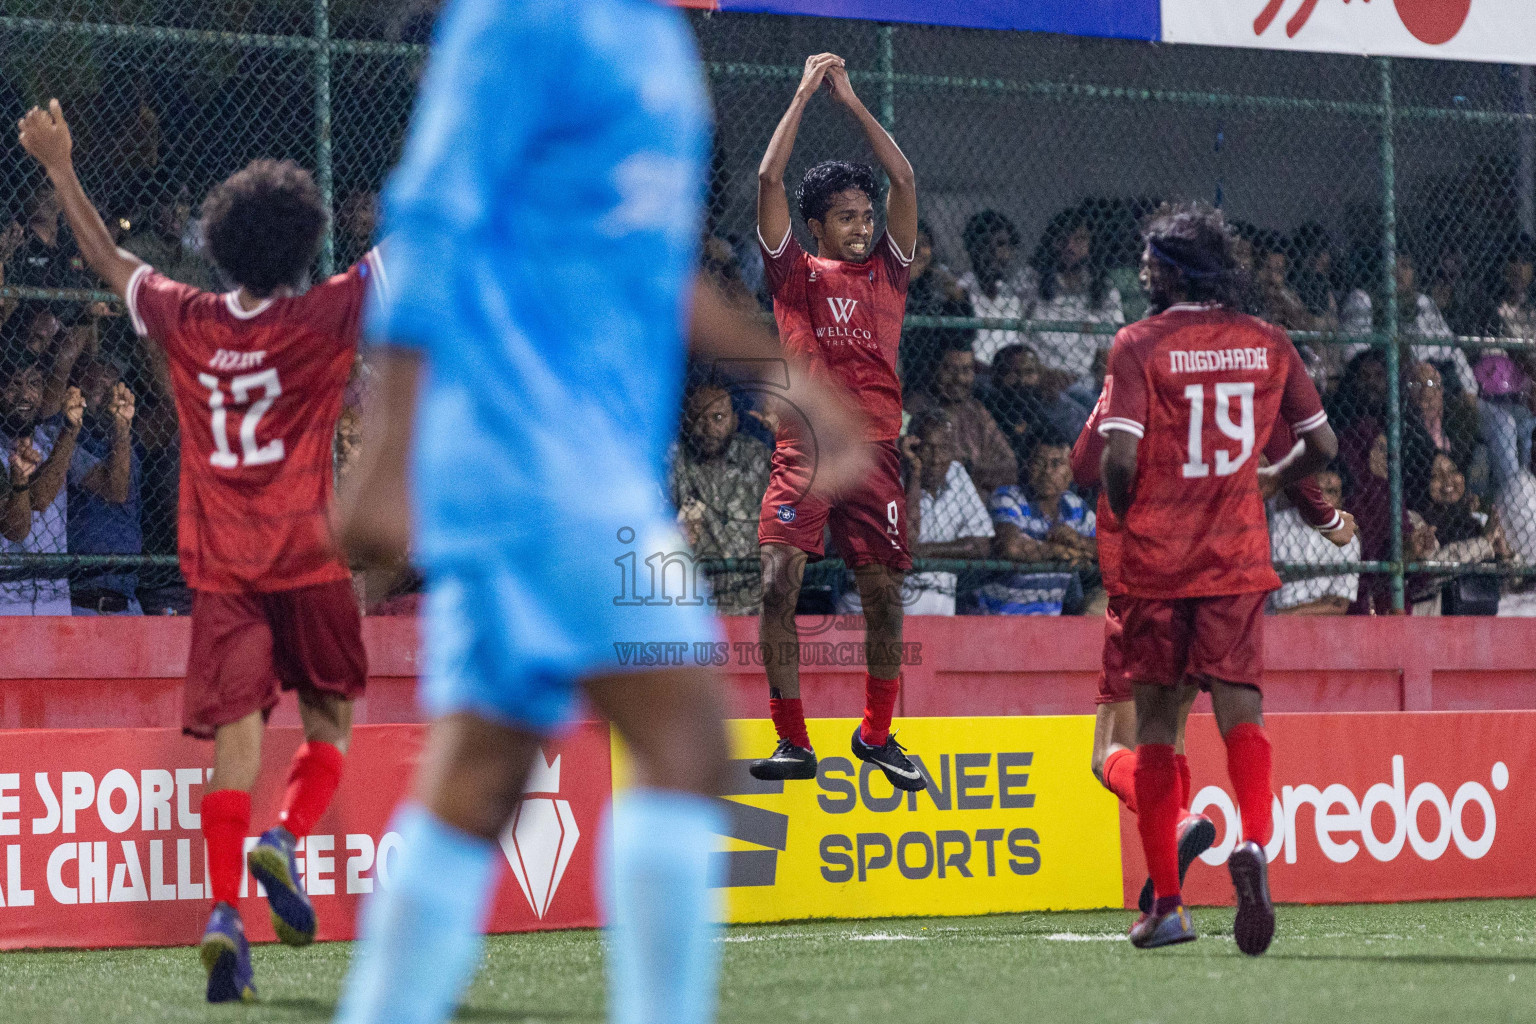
[1169,348,1270,373]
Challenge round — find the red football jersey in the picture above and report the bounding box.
[759,227,911,441]
[1099,303,1327,598]
[125,253,381,593]
[1073,376,1341,598]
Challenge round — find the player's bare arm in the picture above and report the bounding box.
[1101,429,1138,519]
[824,63,917,256]
[28,386,83,509]
[688,274,872,497]
[758,53,843,247]
[17,100,145,298]
[1256,422,1338,494]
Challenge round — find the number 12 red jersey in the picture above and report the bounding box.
[1099,303,1327,598]
[126,253,382,593]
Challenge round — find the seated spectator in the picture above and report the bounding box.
[1269,467,1359,614]
[895,409,994,616]
[1497,232,1536,342]
[1344,428,1435,614]
[901,219,975,393]
[983,343,1090,471]
[668,383,770,616]
[1411,453,1514,614]
[1427,243,1497,339]
[335,187,379,270]
[1328,348,1389,435]
[1253,231,1334,333]
[0,358,85,614]
[67,360,141,615]
[122,176,213,289]
[905,338,1018,494]
[1289,221,1342,324]
[975,429,1096,616]
[1023,206,1123,399]
[700,233,757,314]
[957,209,1027,366]
[1407,360,1480,480]
[1340,251,1476,396]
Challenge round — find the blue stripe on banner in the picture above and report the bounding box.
[717,0,1161,41]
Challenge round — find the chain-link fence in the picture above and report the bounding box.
[0,4,1532,616]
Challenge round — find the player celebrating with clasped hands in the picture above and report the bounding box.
[751,52,926,793]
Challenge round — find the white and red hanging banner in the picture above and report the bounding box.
[1161,0,1536,66]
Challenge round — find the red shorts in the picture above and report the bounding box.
[183,578,368,739]
[757,438,912,570]
[1119,591,1267,691]
[1094,594,1131,705]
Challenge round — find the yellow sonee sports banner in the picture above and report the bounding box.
[614,716,1123,922]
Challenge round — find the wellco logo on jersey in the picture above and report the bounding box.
[826,297,859,324]
[498,749,580,919]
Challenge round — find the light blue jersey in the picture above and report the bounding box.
[371,0,718,729]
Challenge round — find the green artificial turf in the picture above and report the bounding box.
[2,901,1534,1024]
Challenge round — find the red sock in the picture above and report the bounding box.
[1134,744,1181,902]
[1225,723,1274,847]
[769,697,810,750]
[1176,753,1192,812]
[201,789,251,908]
[277,741,345,838]
[860,673,901,746]
[1101,748,1138,813]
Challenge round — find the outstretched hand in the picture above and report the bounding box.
[18,99,73,171]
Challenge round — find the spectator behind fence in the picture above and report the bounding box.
[1497,233,1536,341]
[335,188,378,271]
[1476,236,1536,495]
[668,383,770,616]
[1412,451,1513,615]
[895,408,993,616]
[1023,206,1123,398]
[1253,230,1335,333]
[67,359,142,614]
[905,337,1018,494]
[1344,428,1435,614]
[1427,242,1497,340]
[900,219,975,391]
[123,178,212,290]
[1289,221,1342,324]
[1269,467,1359,615]
[957,209,1026,366]
[1341,250,1477,397]
[0,358,85,614]
[976,428,1096,616]
[983,343,1090,472]
[1408,359,1482,485]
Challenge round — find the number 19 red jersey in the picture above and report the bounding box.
[125,253,382,593]
[1099,303,1327,598]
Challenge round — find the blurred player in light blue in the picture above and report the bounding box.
[332,2,870,1023]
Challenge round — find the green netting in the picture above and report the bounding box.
[0,4,1532,616]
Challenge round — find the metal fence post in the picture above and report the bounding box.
[1380,56,1405,613]
[314,0,335,277]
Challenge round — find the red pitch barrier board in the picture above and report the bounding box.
[0,723,610,950]
[1117,711,1536,907]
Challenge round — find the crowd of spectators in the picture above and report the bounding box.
[678,199,1536,618]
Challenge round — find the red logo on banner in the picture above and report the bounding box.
[1253,0,1473,44]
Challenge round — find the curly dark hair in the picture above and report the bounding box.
[1142,202,1246,313]
[1029,205,1111,308]
[796,160,880,225]
[201,159,327,296]
[962,209,1020,268]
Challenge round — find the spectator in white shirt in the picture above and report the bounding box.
[1023,207,1123,397]
[1270,468,1359,615]
[956,209,1027,367]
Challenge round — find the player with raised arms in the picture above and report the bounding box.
[1098,203,1337,953]
[750,53,926,792]
[329,3,870,1024]
[1072,300,1356,929]
[19,104,380,1000]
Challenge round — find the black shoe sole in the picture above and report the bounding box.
[201,935,256,1003]
[1229,844,1276,957]
[1139,816,1218,915]
[748,757,818,781]
[247,844,317,947]
[850,728,927,792]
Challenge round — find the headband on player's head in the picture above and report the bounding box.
[1147,237,1225,281]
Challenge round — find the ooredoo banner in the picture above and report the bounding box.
[1161,0,1536,66]
[0,724,609,950]
[1117,712,1536,908]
